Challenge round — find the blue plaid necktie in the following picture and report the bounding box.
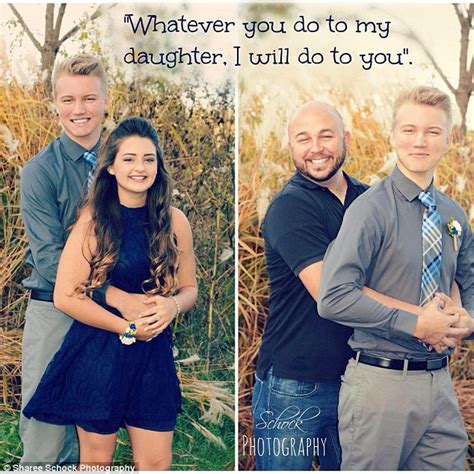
[83,151,97,189]
[418,191,442,305]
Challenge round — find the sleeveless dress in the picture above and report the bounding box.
[23,205,181,434]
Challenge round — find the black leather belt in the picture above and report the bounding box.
[358,353,448,371]
[30,290,54,302]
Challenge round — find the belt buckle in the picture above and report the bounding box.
[426,358,442,371]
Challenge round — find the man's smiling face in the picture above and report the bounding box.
[288,102,349,183]
[54,73,107,149]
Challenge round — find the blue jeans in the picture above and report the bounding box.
[251,367,341,471]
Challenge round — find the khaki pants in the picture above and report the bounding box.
[19,299,78,465]
[338,357,468,470]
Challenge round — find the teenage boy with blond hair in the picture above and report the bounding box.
[319,86,473,470]
[19,54,110,464]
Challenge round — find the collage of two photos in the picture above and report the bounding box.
[1,1,473,471]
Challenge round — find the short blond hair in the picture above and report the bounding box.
[52,54,108,96]
[392,86,452,131]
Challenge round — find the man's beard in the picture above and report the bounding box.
[295,143,346,183]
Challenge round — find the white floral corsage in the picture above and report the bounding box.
[447,218,462,251]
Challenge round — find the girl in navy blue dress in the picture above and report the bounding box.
[24,117,198,469]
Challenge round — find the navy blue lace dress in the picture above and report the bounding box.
[24,205,181,434]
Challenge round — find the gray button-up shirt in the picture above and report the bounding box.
[319,166,473,360]
[20,133,98,291]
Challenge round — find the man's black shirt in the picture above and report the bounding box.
[257,171,368,382]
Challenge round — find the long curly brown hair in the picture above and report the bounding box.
[77,117,179,297]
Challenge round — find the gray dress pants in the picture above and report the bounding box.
[19,299,78,465]
[338,357,468,470]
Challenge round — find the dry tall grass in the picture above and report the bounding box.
[238,93,473,470]
[0,74,235,466]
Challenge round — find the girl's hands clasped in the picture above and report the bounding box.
[135,295,178,341]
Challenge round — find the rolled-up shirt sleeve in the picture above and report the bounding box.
[20,162,64,287]
[318,199,418,340]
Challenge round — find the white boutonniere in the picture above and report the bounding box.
[447,218,462,251]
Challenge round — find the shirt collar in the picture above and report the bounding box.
[292,170,362,192]
[59,133,100,162]
[344,172,366,190]
[291,171,324,190]
[390,165,436,202]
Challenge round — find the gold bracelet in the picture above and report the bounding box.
[170,295,181,319]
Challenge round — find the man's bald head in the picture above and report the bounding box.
[288,101,345,139]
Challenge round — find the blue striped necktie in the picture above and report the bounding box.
[418,191,442,305]
[83,151,97,189]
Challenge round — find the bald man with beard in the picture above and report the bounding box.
[251,101,365,470]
